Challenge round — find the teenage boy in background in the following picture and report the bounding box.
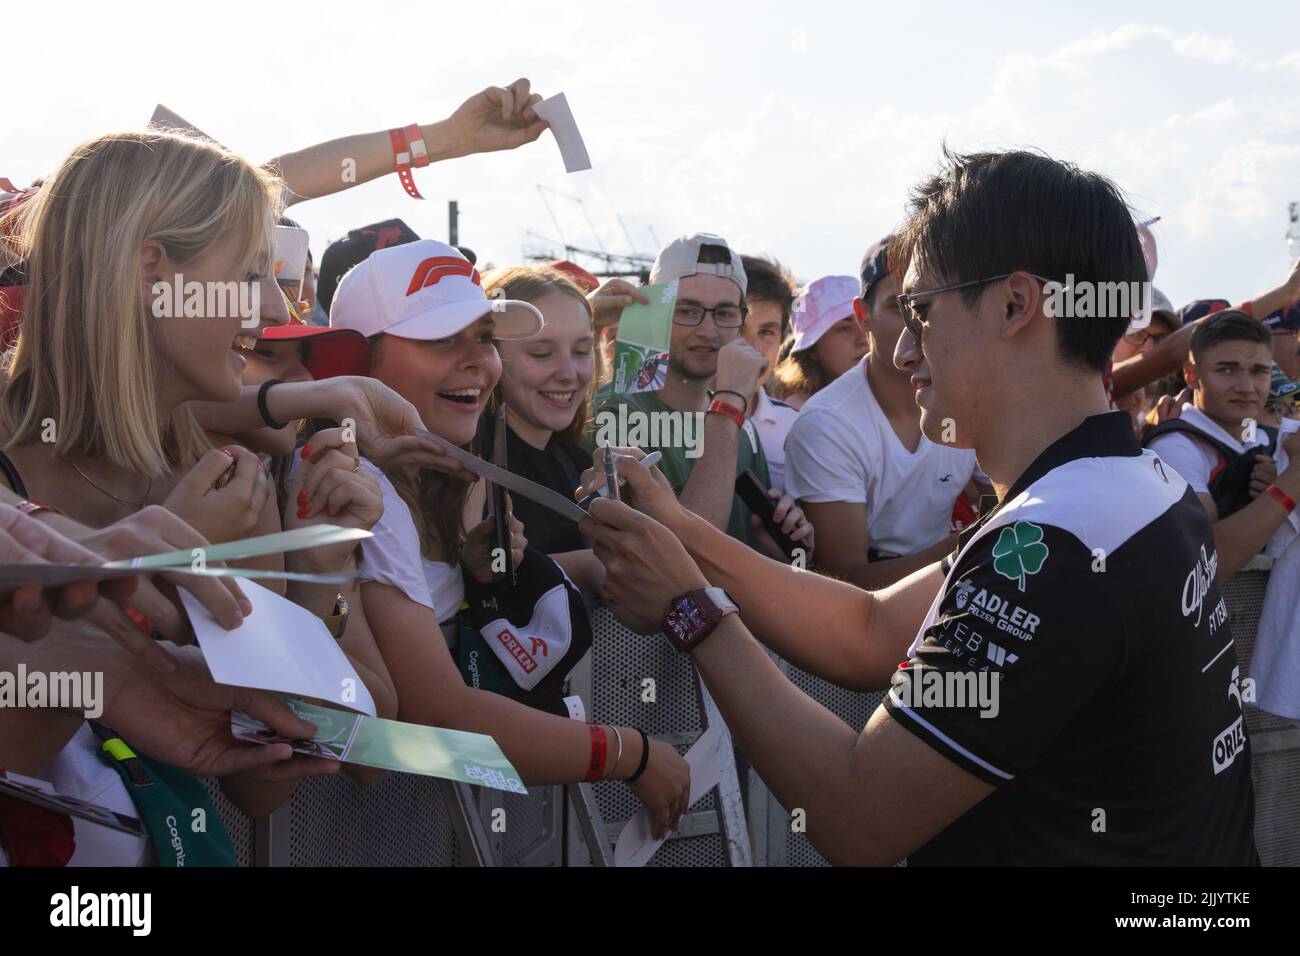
[740,254,800,492]
[1145,310,1300,579]
[784,240,981,589]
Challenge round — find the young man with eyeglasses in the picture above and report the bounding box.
[579,150,1258,865]
[592,233,806,551]
[784,244,983,589]
[1111,289,1181,425]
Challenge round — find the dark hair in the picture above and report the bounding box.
[1189,310,1271,362]
[741,255,795,335]
[895,148,1146,373]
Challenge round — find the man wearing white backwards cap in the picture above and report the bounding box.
[593,233,810,552]
[784,236,983,589]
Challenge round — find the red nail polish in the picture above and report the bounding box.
[301,444,313,460]
[297,489,308,506]
[298,506,310,518]
[121,605,150,634]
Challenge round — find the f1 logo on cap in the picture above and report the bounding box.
[406,257,481,296]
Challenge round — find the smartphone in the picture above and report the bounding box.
[734,470,799,559]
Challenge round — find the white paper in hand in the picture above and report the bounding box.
[613,721,726,867]
[533,93,592,173]
[180,578,375,717]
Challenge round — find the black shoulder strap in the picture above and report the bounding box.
[1142,418,1240,462]
[550,440,584,494]
[0,449,28,498]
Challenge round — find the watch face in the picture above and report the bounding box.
[664,592,722,649]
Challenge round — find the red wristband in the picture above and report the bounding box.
[1266,484,1296,513]
[583,724,607,782]
[707,399,746,429]
[388,126,426,200]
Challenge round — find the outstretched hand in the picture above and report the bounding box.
[443,78,548,158]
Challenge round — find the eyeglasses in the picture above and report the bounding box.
[896,273,1054,344]
[672,303,748,329]
[1123,328,1168,347]
[895,274,1011,344]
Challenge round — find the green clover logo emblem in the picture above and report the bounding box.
[991,521,1050,592]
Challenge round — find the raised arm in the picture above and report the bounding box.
[267,79,548,205]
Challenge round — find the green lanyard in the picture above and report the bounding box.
[89,722,235,868]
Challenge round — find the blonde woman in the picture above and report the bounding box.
[0,129,347,857]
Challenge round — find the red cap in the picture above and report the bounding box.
[548,260,600,293]
[259,322,370,379]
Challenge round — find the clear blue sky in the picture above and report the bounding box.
[7,0,1300,306]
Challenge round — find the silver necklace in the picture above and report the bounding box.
[69,460,152,508]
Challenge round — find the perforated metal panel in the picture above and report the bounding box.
[279,772,459,866]
[203,777,255,868]
[756,663,886,867]
[477,784,563,866]
[567,607,736,866]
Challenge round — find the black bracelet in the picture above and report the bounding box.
[257,379,288,430]
[711,388,749,408]
[627,729,651,783]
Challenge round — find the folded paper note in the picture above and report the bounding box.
[232,698,526,793]
[181,579,376,717]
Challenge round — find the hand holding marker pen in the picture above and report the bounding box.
[578,449,664,511]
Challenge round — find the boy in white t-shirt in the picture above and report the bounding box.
[1144,310,1300,579]
[784,238,982,589]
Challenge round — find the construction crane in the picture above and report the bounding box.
[525,185,654,280]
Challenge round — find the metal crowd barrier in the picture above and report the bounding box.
[205,571,1297,866]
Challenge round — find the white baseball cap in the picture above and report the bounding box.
[650,232,747,297]
[330,239,543,341]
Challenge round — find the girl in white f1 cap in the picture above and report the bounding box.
[330,239,691,838]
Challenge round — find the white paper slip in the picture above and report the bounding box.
[533,92,592,173]
[180,579,376,717]
[148,104,212,140]
[614,720,726,867]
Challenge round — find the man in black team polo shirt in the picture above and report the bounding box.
[578,148,1258,865]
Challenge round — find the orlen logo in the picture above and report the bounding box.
[493,629,548,675]
[406,257,481,296]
